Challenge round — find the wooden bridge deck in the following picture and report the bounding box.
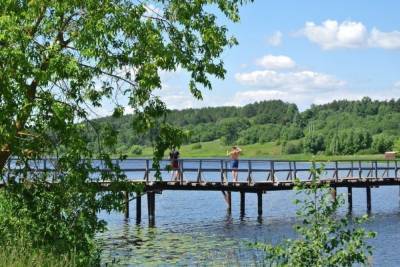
[3,158,400,225]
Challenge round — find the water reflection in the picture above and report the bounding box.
[99,222,265,266]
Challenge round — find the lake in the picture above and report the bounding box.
[95,159,400,266]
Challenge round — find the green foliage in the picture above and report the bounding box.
[130,145,143,155]
[191,143,202,150]
[282,141,303,154]
[254,166,376,266]
[394,138,400,152]
[0,240,76,267]
[0,0,251,264]
[372,134,395,153]
[326,129,372,155]
[303,134,325,154]
[218,118,250,145]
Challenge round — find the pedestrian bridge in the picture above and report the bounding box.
[3,158,400,225]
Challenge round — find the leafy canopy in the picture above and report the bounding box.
[0,0,251,264]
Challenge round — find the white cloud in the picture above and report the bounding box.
[368,28,400,49]
[300,20,400,50]
[301,20,367,49]
[256,55,296,70]
[235,70,345,93]
[266,31,282,46]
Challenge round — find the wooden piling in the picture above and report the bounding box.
[331,187,337,201]
[147,192,155,226]
[257,192,262,216]
[227,191,232,213]
[240,191,245,216]
[366,186,371,212]
[136,193,141,224]
[124,191,129,219]
[347,187,353,211]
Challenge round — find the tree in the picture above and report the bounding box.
[0,0,252,263]
[372,134,394,153]
[254,166,376,266]
[303,134,325,154]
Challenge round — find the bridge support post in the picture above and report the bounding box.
[136,193,141,224]
[257,192,262,216]
[331,187,337,201]
[347,187,353,212]
[147,192,155,226]
[124,191,129,219]
[366,186,371,212]
[240,191,245,216]
[227,191,232,213]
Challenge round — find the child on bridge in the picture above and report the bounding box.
[227,146,242,183]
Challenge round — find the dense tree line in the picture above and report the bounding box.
[93,97,400,155]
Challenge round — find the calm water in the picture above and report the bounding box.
[95,159,400,266]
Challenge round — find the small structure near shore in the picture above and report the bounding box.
[385,151,397,160]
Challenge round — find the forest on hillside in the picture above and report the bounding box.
[91,97,400,156]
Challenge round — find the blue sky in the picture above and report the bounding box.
[153,0,400,111]
[96,1,400,116]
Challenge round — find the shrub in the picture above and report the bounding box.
[283,142,302,154]
[253,166,376,266]
[191,143,202,150]
[372,134,394,153]
[303,134,325,154]
[394,138,400,152]
[130,145,143,155]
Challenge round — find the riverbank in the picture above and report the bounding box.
[129,140,386,161]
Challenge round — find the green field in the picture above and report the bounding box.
[132,140,386,161]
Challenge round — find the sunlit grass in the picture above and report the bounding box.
[130,140,385,161]
[0,244,76,267]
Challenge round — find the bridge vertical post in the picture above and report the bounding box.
[374,161,378,178]
[334,161,338,180]
[147,191,155,226]
[358,161,362,178]
[347,187,353,212]
[293,161,297,179]
[179,159,184,185]
[351,161,354,177]
[366,186,371,212]
[124,191,130,219]
[257,192,262,216]
[247,160,252,185]
[220,160,225,183]
[197,160,202,183]
[136,192,141,224]
[240,191,245,216]
[271,161,275,183]
[395,160,399,179]
[227,191,232,213]
[145,159,149,182]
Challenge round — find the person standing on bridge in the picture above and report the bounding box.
[227,146,241,183]
[169,148,180,181]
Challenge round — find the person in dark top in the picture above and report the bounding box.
[169,149,180,181]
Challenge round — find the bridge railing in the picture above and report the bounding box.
[2,158,400,184]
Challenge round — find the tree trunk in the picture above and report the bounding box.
[0,146,11,172]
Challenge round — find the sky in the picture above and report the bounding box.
[98,0,400,115]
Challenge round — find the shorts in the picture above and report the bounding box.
[172,161,179,169]
[231,160,239,169]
